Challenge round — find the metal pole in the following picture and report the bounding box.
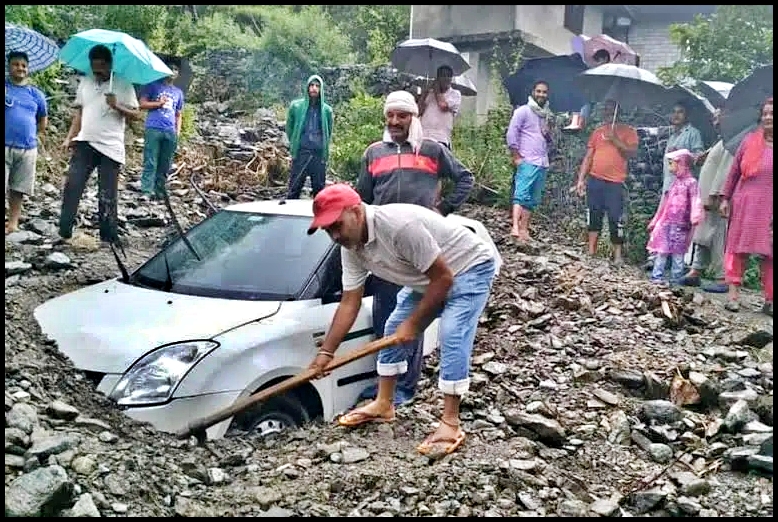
[409,5,414,39]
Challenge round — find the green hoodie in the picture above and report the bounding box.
[285,74,334,160]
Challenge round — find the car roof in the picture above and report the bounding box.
[225,199,314,217]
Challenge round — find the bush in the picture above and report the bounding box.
[329,91,385,181]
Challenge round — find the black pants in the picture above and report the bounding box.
[586,176,624,244]
[286,149,326,199]
[59,142,121,242]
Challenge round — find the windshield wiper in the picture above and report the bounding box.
[161,184,201,261]
[162,250,174,292]
[109,240,130,283]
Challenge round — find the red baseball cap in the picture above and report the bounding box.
[307,183,362,235]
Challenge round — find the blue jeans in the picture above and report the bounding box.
[513,162,547,211]
[651,253,685,284]
[141,128,178,196]
[377,259,496,396]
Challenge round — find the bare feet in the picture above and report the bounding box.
[510,227,520,237]
[5,222,19,234]
[518,229,531,242]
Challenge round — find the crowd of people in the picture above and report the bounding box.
[5,44,772,454]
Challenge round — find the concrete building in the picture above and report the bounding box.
[410,5,717,116]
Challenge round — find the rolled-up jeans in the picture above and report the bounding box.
[377,259,496,396]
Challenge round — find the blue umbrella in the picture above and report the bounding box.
[59,29,172,87]
[5,23,60,74]
[503,54,589,113]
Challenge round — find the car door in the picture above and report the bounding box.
[312,247,378,419]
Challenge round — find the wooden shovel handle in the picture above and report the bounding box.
[175,334,398,440]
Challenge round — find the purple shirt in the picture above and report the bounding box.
[505,105,549,168]
[139,81,184,133]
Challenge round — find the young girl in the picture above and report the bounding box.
[647,149,703,284]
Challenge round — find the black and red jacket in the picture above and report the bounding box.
[355,138,474,215]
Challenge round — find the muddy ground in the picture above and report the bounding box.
[5,171,774,517]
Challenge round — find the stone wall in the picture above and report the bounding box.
[187,49,416,109]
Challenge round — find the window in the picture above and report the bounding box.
[564,5,586,35]
[132,211,333,301]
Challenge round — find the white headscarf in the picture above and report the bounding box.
[382,90,425,153]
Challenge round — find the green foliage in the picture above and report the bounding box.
[179,104,198,143]
[657,5,773,85]
[329,91,385,181]
[324,6,411,65]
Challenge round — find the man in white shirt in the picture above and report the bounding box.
[419,65,462,150]
[306,183,496,456]
[59,44,140,244]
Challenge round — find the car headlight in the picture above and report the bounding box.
[109,340,219,407]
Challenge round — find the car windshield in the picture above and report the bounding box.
[131,210,333,300]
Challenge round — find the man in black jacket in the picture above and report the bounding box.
[355,90,474,405]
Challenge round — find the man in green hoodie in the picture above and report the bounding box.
[285,75,334,199]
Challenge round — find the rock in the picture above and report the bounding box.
[68,493,101,517]
[5,464,71,517]
[6,403,39,434]
[589,498,619,516]
[44,252,73,269]
[640,400,683,424]
[47,400,80,421]
[648,443,673,463]
[759,435,773,457]
[723,400,758,432]
[504,411,566,446]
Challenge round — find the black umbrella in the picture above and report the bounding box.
[693,80,732,109]
[659,85,717,147]
[720,64,773,154]
[503,54,588,113]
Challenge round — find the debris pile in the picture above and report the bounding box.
[4,194,773,516]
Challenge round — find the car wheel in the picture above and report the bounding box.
[230,395,310,438]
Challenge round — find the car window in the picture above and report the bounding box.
[132,210,333,301]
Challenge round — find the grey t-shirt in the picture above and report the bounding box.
[342,203,494,293]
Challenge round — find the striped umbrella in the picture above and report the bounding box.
[5,23,60,74]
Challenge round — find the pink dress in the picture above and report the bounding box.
[647,174,700,255]
[723,131,773,258]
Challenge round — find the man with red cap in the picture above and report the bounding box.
[307,183,496,455]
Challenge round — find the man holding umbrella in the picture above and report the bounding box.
[418,65,462,150]
[59,44,140,244]
[5,51,48,234]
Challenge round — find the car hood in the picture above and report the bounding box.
[33,279,281,373]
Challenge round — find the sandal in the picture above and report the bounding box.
[417,418,467,456]
[337,407,395,427]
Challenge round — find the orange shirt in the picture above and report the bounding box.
[587,123,639,183]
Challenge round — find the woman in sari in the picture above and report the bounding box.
[719,96,773,315]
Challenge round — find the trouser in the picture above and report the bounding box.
[359,277,425,405]
[586,177,624,244]
[286,149,326,199]
[725,253,773,302]
[512,162,547,211]
[376,259,496,397]
[651,253,685,283]
[690,214,726,279]
[141,128,178,196]
[59,142,121,242]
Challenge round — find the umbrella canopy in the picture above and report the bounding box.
[572,34,639,67]
[660,85,717,146]
[413,74,477,96]
[60,29,172,86]
[390,38,470,78]
[5,23,60,74]
[691,80,733,109]
[720,64,773,154]
[574,63,668,108]
[503,54,589,112]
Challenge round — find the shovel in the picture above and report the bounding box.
[175,334,399,444]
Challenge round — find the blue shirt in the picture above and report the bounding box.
[139,81,184,133]
[5,81,48,150]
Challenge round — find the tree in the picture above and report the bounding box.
[657,5,773,85]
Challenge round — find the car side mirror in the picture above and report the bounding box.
[321,290,343,305]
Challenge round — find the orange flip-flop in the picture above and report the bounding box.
[417,430,467,455]
[337,408,396,427]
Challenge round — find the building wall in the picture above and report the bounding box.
[626,21,682,74]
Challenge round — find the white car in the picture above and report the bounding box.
[34,200,502,440]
